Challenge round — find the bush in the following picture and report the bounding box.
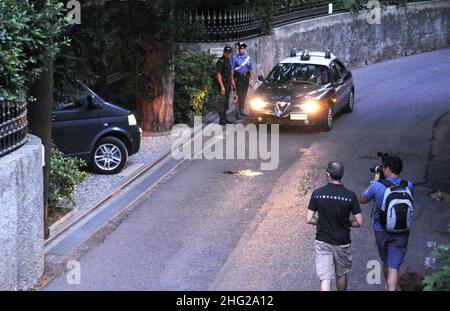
[0,0,67,101]
[174,51,218,124]
[49,147,88,209]
[423,225,450,291]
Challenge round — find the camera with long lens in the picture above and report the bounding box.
[369,152,389,180]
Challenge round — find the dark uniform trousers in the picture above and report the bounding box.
[234,72,250,114]
[218,82,231,123]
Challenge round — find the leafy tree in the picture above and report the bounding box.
[0,0,67,100]
[54,0,116,95]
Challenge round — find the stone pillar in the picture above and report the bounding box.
[0,135,44,290]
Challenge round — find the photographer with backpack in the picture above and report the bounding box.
[359,156,414,291]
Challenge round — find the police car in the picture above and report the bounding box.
[249,49,354,131]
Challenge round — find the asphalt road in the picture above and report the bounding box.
[45,49,450,291]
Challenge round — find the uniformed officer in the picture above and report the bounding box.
[232,42,254,119]
[216,45,234,125]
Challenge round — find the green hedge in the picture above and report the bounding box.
[174,51,218,124]
[0,0,67,101]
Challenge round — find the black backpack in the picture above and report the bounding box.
[378,180,414,233]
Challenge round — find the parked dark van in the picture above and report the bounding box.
[52,81,141,174]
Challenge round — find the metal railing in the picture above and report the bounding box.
[177,1,345,42]
[178,8,262,42]
[0,97,28,158]
[272,1,345,28]
[178,0,432,43]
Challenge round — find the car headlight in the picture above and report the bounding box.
[250,98,268,110]
[128,114,137,126]
[300,100,320,113]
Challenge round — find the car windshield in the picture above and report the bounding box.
[266,63,329,86]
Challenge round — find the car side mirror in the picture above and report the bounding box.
[258,75,265,82]
[334,79,344,87]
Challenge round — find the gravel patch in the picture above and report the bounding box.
[69,127,191,211]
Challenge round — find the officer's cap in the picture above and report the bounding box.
[237,41,248,49]
[223,46,233,53]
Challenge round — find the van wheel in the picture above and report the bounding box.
[91,137,128,174]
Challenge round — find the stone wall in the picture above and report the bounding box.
[179,1,450,77]
[0,134,44,290]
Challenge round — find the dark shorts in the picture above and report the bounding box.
[375,230,409,270]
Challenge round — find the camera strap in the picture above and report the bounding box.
[370,180,393,218]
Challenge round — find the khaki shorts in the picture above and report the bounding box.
[314,240,352,280]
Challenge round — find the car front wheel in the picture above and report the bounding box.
[91,136,128,174]
[344,90,355,113]
[319,105,333,131]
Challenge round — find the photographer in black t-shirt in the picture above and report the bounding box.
[306,162,364,291]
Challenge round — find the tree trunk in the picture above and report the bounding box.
[27,59,53,239]
[137,45,174,133]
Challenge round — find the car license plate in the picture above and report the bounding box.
[290,114,308,120]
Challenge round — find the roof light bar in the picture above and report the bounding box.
[301,49,310,61]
